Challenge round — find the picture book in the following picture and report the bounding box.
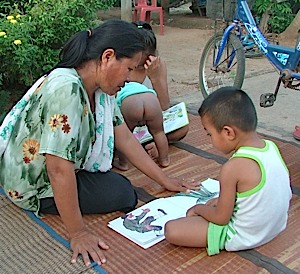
[132,102,189,144]
[108,178,220,249]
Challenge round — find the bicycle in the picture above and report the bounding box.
[199,0,300,107]
[242,32,263,58]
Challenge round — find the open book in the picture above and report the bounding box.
[108,178,220,249]
[133,102,189,144]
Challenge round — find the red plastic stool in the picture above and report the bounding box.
[133,0,164,35]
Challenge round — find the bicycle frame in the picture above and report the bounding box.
[216,0,300,81]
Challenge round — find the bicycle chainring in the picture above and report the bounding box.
[286,80,300,90]
[282,66,300,90]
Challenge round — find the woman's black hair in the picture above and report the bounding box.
[132,21,157,56]
[54,19,145,69]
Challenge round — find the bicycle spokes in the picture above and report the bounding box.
[199,32,245,97]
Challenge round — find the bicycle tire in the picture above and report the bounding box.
[199,32,245,98]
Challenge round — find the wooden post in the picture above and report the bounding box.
[121,0,132,22]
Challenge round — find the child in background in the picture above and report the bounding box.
[113,21,188,170]
[115,81,170,170]
[164,87,292,255]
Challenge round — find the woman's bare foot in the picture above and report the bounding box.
[145,142,159,159]
[158,156,170,168]
[113,159,129,171]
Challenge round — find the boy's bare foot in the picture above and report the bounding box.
[113,159,129,171]
[145,142,159,159]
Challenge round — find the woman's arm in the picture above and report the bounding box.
[114,123,199,192]
[46,154,108,266]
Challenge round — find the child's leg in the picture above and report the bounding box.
[144,142,159,159]
[144,142,170,167]
[158,155,170,168]
[167,124,189,143]
[114,96,144,171]
[164,216,208,247]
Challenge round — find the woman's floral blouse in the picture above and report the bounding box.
[0,68,123,215]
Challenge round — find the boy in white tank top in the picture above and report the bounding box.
[164,87,292,255]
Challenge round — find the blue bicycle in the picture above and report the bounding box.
[199,0,300,107]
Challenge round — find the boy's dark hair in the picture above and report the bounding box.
[198,87,257,132]
[132,21,157,56]
[55,19,145,69]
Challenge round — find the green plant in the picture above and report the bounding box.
[0,0,116,90]
[253,0,297,33]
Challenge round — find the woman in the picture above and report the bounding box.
[0,20,199,266]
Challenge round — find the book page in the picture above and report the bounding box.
[108,198,189,249]
[108,178,220,249]
[132,102,189,143]
[166,178,220,207]
[201,178,220,193]
[162,102,189,134]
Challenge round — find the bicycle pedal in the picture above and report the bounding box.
[260,93,276,108]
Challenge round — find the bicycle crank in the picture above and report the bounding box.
[260,75,282,107]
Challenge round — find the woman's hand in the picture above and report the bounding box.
[163,177,200,192]
[70,227,109,267]
[46,155,108,266]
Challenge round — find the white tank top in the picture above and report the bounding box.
[225,140,292,251]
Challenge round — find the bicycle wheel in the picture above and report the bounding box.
[199,32,245,98]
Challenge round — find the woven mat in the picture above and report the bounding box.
[0,189,104,274]
[1,113,300,273]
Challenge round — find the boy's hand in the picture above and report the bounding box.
[205,197,218,207]
[186,205,199,217]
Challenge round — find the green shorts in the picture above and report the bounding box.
[206,222,228,256]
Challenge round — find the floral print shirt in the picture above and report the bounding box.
[0,68,123,214]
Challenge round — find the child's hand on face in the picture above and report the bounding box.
[144,55,161,79]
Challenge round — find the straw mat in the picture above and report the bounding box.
[0,188,104,273]
[1,113,300,273]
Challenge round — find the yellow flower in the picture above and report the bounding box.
[10,19,17,24]
[7,15,14,20]
[13,40,22,45]
[22,139,40,163]
[16,14,21,18]
[48,114,63,131]
[0,31,6,37]
[7,189,23,199]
